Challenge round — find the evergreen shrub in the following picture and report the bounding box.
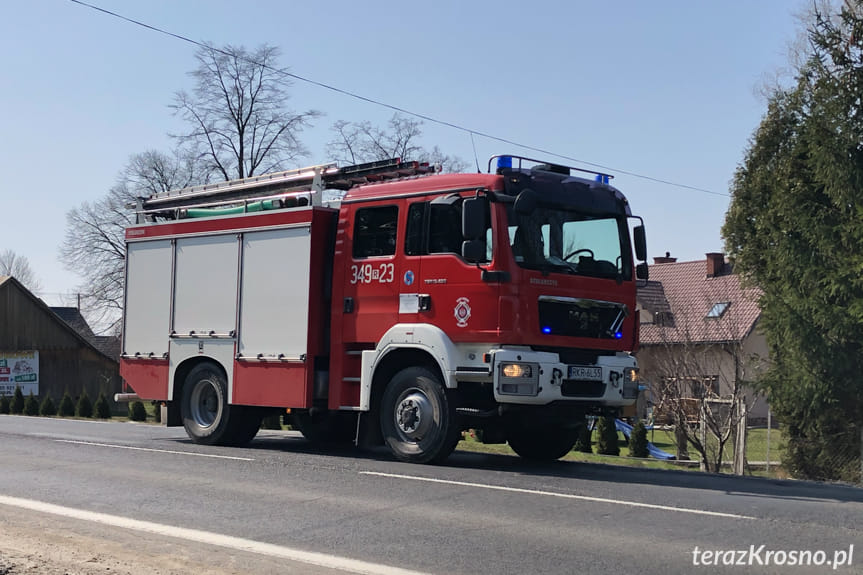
[94,392,112,419]
[11,386,24,414]
[59,392,75,417]
[129,400,147,421]
[596,416,620,456]
[629,420,649,458]
[24,392,39,416]
[76,391,93,418]
[39,395,57,416]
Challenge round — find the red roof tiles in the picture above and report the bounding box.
[638,257,761,345]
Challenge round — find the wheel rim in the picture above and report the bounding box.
[393,388,434,442]
[189,378,221,428]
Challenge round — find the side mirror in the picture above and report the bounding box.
[462,197,488,241]
[634,225,647,262]
[462,239,487,263]
[514,188,537,215]
[636,262,649,280]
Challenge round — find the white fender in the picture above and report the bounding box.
[359,324,460,411]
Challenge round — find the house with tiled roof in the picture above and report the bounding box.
[636,253,769,423]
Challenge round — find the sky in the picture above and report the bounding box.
[1,0,807,307]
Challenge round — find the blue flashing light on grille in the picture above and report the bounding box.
[542,326,552,334]
[497,156,512,170]
[614,331,623,339]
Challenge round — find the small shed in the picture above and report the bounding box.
[0,275,119,402]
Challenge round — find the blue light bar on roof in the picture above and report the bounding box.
[497,156,512,170]
[595,174,611,185]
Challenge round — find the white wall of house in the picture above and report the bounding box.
[636,327,770,424]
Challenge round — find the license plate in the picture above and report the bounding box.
[567,365,603,381]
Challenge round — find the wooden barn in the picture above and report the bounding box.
[0,275,119,403]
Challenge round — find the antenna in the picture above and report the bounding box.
[470,132,481,173]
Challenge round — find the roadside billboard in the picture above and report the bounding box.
[0,351,39,396]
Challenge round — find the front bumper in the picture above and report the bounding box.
[491,348,638,406]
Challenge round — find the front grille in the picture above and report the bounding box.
[561,380,607,398]
[538,297,628,339]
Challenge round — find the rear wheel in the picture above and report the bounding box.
[380,366,460,464]
[506,423,579,461]
[181,362,259,446]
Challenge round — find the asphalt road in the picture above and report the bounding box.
[0,415,861,574]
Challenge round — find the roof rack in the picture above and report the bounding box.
[136,158,434,219]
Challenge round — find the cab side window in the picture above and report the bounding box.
[404,199,490,261]
[428,203,463,254]
[405,202,425,256]
[353,206,398,258]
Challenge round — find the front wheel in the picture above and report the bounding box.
[380,366,460,464]
[506,423,579,461]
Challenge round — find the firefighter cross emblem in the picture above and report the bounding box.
[454,297,471,327]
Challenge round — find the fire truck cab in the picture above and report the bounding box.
[120,155,647,464]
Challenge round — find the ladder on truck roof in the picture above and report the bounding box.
[136,158,435,220]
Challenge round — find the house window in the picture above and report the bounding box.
[701,375,719,397]
[706,302,730,318]
[353,206,398,258]
[654,311,673,326]
[662,375,720,398]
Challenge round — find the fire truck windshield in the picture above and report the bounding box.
[506,205,632,280]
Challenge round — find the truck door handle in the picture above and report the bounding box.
[343,297,354,313]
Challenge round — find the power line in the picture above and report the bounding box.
[68,0,727,197]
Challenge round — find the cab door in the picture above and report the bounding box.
[409,195,500,343]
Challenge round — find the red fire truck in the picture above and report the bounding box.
[120,155,648,463]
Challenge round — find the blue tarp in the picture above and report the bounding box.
[614,419,675,460]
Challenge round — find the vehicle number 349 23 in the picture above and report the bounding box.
[350,263,394,285]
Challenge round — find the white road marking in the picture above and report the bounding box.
[0,495,430,575]
[56,439,255,461]
[360,471,755,520]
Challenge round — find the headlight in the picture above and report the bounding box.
[622,368,639,399]
[498,362,539,396]
[502,363,532,378]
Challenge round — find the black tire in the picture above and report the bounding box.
[224,407,262,447]
[181,362,258,446]
[380,366,460,464]
[292,410,356,445]
[506,423,580,461]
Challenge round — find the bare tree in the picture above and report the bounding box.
[647,335,751,473]
[60,150,201,332]
[0,250,42,293]
[64,42,316,331]
[327,113,468,172]
[172,43,320,181]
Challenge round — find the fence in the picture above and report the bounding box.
[755,413,862,485]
